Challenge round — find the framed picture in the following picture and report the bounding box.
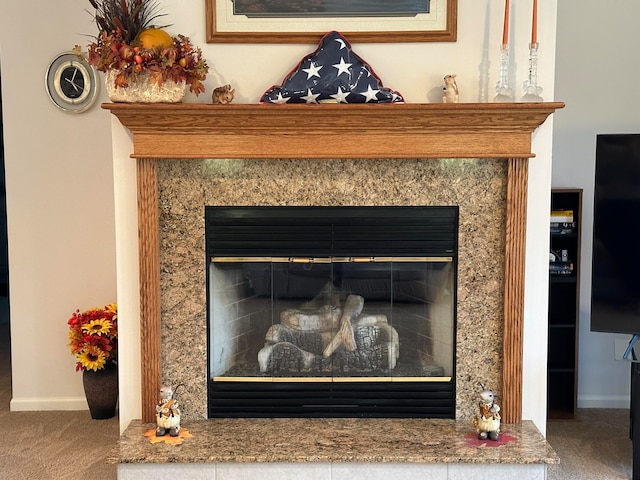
[205,0,457,43]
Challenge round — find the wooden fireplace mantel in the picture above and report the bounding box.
[104,102,564,423]
[104,102,563,159]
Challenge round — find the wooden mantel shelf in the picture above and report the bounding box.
[103,102,564,160]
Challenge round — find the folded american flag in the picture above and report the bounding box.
[260,31,404,104]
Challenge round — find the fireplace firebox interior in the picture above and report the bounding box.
[206,206,458,417]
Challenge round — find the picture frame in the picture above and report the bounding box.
[205,0,457,43]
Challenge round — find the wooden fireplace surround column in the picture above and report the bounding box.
[105,102,564,423]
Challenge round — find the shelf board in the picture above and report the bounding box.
[549,275,577,283]
[103,102,564,159]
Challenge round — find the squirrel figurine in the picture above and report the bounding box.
[442,74,459,103]
[212,84,235,105]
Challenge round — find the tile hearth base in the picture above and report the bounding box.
[114,418,558,480]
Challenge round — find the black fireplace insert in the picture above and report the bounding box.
[206,206,458,417]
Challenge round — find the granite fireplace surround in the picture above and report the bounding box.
[106,102,563,479]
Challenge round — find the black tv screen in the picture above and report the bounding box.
[591,134,640,334]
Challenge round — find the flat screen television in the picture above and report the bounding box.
[591,134,640,334]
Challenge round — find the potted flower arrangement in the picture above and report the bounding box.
[74,0,209,103]
[67,303,119,418]
[67,303,118,371]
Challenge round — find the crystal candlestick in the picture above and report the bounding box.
[521,42,544,102]
[494,46,514,102]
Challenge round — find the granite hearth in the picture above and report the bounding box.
[114,418,558,479]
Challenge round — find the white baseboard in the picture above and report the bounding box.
[10,396,88,411]
[577,394,630,409]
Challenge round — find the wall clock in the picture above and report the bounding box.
[45,52,99,113]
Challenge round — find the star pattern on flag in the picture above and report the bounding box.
[260,31,404,104]
[330,86,350,103]
[302,62,323,80]
[301,88,321,104]
[332,57,353,77]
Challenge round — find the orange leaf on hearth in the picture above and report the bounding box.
[144,428,193,445]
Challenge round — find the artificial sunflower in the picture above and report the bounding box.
[67,304,118,372]
[78,346,108,372]
[82,318,113,336]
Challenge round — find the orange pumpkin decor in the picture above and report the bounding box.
[138,28,173,49]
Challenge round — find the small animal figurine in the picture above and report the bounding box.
[212,84,235,105]
[156,385,181,437]
[471,385,501,441]
[442,74,459,103]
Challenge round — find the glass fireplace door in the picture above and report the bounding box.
[209,256,453,383]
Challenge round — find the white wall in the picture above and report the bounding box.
[0,1,116,410]
[1,0,559,435]
[552,0,640,409]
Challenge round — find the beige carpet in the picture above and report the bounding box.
[547,408,633,480]
[0,321,634,479]
[0,322,118,480]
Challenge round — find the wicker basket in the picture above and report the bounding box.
[105,70,186,103]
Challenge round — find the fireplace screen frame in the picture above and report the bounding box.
[206,206,458,418]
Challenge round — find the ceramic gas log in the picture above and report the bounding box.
[258,294,399,374]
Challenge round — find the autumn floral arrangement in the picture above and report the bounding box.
[68,303,118,372]
[74,0,208,97]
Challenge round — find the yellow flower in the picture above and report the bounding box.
[82,319,113,336]
[78,346,107,372]
[105,303,118,321]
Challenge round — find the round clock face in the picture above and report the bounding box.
[45,52,99,113]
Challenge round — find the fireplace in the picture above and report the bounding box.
[206,206,457,417]
[104,102,563,424]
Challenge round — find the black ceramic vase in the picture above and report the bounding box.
[82,362,118,419]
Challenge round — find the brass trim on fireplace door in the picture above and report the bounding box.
[211,256,454,263]
[214,376,453,382]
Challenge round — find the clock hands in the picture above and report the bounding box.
[65,68,81,92]
[65,78,81,92]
